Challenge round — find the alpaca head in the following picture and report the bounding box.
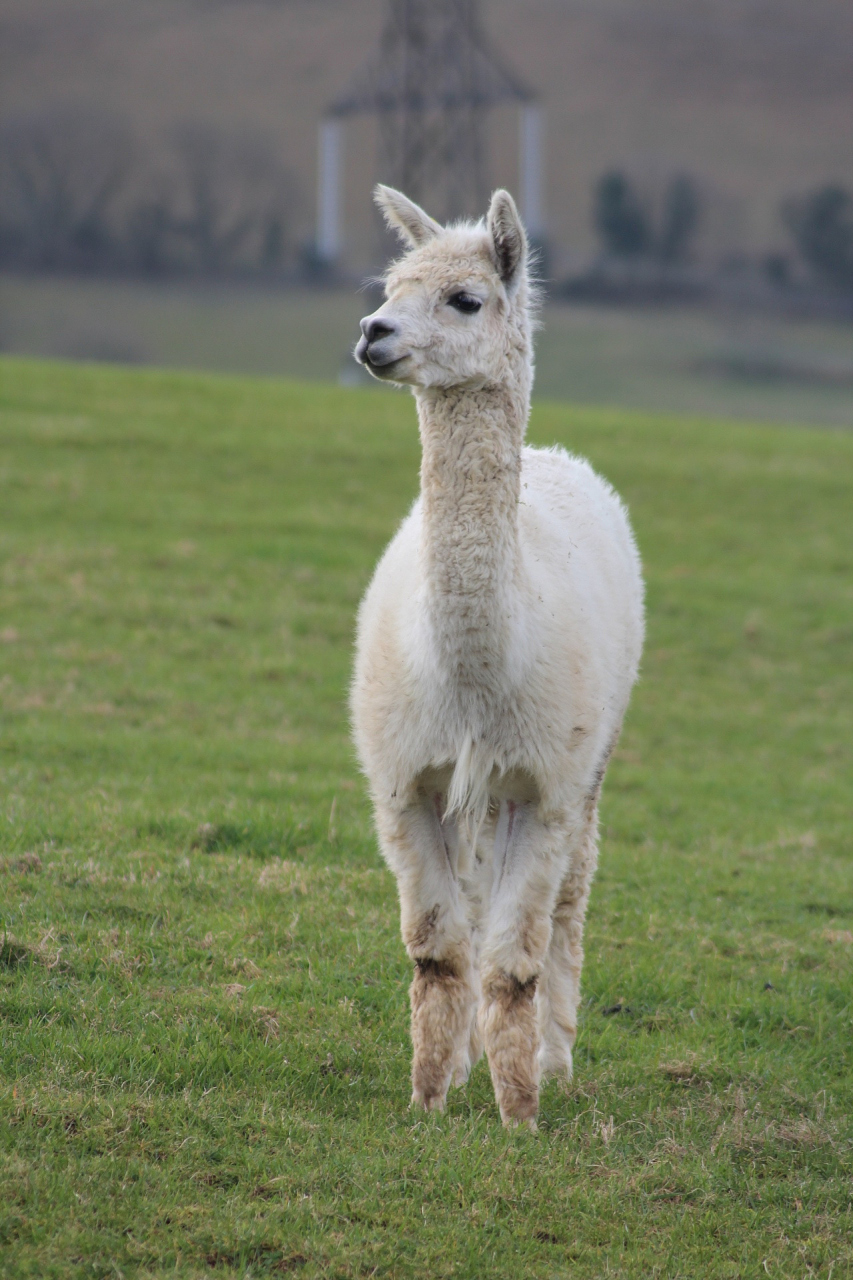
[355,186,534,393]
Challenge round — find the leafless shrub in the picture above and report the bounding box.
[166,122,297,275]
[593,169,702,264]
[0,105,133,270]
[0,107,300,278]
[783,184,853,292]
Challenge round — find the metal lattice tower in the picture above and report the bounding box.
[316,0,542,263]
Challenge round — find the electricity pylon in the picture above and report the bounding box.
[316,0,542,263]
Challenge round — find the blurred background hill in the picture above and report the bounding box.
[4,0,853,268]
[1,0,852,422]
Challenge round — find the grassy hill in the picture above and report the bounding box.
[1,358,851,1277]
[2,0,852,264]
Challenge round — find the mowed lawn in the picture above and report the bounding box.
[0,357,851,1279]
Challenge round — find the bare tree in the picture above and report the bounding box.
[658,174,700,265]
[594,171,651,259]
[0,106,132,270]
[593,169,701,265]
[168,124,296,275]
[0,109,300,278]
[123,175,178,276]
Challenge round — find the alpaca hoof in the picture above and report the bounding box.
[411,1090,446,1113]
[503,1114,538,1132]
[497,1087,539,1129]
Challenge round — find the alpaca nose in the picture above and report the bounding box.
[360,315,398,345]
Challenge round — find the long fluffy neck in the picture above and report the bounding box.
[415,375,529,682]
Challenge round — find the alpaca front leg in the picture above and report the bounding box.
[376,794,476,1111]
[409,953,476,1109]
[539,810,599,1081]
[480,801,567,1126]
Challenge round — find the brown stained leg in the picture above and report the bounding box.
[376,790,476,1113]
[477,797,570,1126]
[410,955,474,1111]
[480,970,540,1126]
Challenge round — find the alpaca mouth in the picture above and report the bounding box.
[366,354,406,377]
[355,339,409,377]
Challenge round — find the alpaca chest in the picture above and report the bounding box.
[392,638,554,799]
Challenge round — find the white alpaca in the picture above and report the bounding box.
[351,185,644,1125]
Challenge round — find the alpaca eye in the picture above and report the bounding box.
[448,292,482,315]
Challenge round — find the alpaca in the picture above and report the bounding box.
[351,185,644,1125]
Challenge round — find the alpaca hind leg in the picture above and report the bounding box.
[376,792,475,1111]
[479,800,568,1126]
[539,810,599,1081]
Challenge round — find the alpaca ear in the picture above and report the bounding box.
[374,184,442,248]
[488,189,527,288]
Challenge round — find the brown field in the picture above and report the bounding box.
[2,0,852,268]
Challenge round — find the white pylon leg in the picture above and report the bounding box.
[519,104,543,240]
[317,118,343,262]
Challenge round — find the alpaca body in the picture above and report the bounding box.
[353,442,642,834]
[350,185,644,1123]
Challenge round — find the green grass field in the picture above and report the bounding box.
[1,356,851,1279]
